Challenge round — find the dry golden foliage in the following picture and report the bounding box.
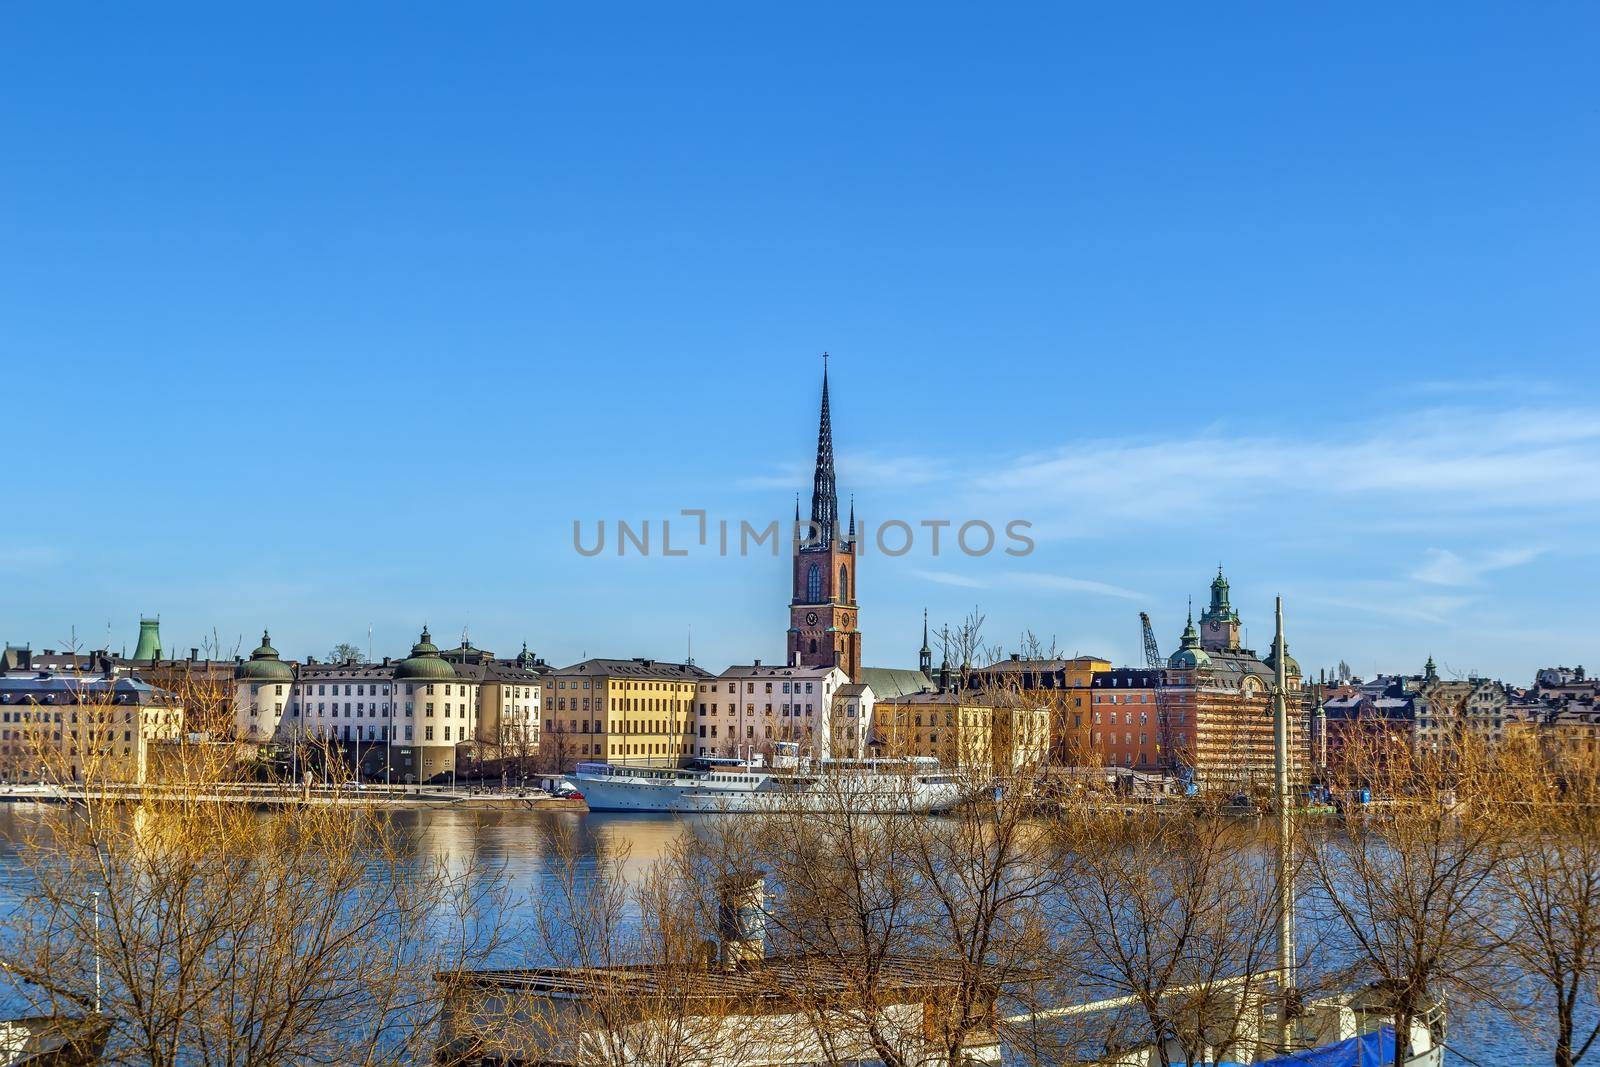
[1,763,506,1066]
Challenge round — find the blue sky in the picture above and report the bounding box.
[3,3,1597,683]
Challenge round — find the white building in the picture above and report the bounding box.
[233,628,544,783]
[694,662,868,761]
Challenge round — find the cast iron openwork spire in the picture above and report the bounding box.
[810,353,838,546]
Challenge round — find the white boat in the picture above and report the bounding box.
[574,753,966,814]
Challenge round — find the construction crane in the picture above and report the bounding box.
[1139,612,1182,779]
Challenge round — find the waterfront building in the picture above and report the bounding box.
[692,662,863,761]
[786,362,862,682]
[872,689,996,771]
[1507,701,1600,765]
[0,669,184,783]
[539,657,710,768]
[1164,568,1308,788]
[962,654,1111,762]
[440,639,546,762]
[233,628,545,782]
[1415,675,1508,753]
[12,616,243,738]
[1318,678,1418,774]
[1088,667,1169,771]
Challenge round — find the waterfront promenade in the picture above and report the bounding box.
[0,781,584,811]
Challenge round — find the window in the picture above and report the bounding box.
[806,564,821,602]
[839,563,849,601]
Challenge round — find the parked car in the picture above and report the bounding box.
[555,788,584,801]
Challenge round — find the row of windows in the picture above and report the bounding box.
[252,681,528,698]
[1,729,139,743]
[3,710,153,725]
[695,681,820,695]
[698,702,820,717]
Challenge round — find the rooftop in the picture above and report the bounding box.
[555,658,712,681]
[439,953,1007,1002]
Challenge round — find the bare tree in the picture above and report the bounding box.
[0,751,505,1065]
[1497,741,1600,1067]
[328,642,365,665]
[441,819,762,1066]
[1050,801,1285,1066]
[1299,730,1508,1067]
[677,772,1061,1066]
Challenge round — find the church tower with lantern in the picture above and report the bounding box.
[787,357,862,682]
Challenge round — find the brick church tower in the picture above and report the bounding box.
[787,358,861,682]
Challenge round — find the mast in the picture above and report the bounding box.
[1272,596,1296,1045]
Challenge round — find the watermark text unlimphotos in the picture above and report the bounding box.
[572,511,1033,559]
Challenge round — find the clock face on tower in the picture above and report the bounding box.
[1208,621,1221,633]
[806,611,818,625]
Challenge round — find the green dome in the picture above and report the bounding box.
[237,630,294,681]
[1167,612,1211,671]
[395,627,456,681]
[1266,642,1301,678]
[1169,646,1211,670]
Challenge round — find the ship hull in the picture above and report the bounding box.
[575,768,964,815]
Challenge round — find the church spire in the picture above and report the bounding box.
[811,353,838,546]
[919,608,932,675]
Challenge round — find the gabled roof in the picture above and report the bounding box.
[556,658,712,681]
[859,667,933,699]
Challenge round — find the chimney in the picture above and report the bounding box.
[717,872,766,971]
[1010,653,1021,662]
[190,647,199,662]
[753,659,761,668]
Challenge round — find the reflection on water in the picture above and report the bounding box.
[387,807,687,884]
[0,805,1550,1065]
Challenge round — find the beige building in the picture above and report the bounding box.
[694,662,860,761]
[540,658,710,768]
[0,670,184,783]
[871,689,1048,777]
[1416,675,1508,754]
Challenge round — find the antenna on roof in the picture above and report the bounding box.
[687,624,694,666]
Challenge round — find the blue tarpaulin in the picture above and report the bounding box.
[1257,1027,1398,1067]
[1177,1028,1399,1067]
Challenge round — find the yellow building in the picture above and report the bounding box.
[869,688,1042,775]
[539,658,711,769]
[0,671,185,783]
[873,691,994,773]
[991,696,1052,773]
[964,655,1111,762]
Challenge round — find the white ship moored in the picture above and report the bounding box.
[574,750,966,814]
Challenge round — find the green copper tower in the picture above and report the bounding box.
[131,616,162,661]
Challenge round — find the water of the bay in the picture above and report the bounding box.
[0,804,1555,1065]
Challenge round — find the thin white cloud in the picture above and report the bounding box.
[983,407,1600,519]
[911,568,1145,601]
[913,569,990,589]
[1410,546,1543,587]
